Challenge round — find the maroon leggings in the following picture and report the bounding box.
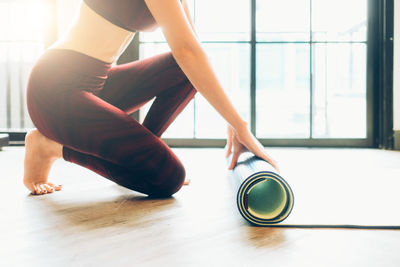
[26,49,197,197]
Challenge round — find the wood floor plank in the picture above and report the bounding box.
[1,147,400,267]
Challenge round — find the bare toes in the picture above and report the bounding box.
[48,182,62,191]
[30,185,37,195]
[54,185,62,191]
[39,184,48,194]
[33,185,42,195]
[31,183,61,195]
[43,184,54,193]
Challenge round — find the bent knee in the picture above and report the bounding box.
[149,161,186,197]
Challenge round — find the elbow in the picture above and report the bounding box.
[172,44,204,62]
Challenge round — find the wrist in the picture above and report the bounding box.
[229,119,248,133]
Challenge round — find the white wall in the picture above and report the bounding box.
[394,0,400,131]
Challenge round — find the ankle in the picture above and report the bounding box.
[48,140,63,159]
[26,129,62,159]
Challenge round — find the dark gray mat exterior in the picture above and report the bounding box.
[0,134,9,148]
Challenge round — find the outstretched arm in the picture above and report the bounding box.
[144,0,245,130]
[144,0,279,171]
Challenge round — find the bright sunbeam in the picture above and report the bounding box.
[0,0,49,42]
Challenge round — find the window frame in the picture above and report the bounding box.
[2,0,394,148]
[142,0,392,148]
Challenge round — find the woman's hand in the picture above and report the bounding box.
[225,122,279,172]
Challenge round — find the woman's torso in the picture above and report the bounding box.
[49,1,142,64]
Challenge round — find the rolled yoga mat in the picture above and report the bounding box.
[226,149,294,226]
[0,134,9,149]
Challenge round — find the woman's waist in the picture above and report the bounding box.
[48,34,133,64]
[47,1,136,64]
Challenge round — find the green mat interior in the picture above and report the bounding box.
[247,178,287,219]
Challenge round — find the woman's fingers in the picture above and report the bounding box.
[228,150,239,170]
[225,126,233,157]
[225,139,232,157]
[233,126,280,173]
[227,124,280,172]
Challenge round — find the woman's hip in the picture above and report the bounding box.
[26,48,112,141]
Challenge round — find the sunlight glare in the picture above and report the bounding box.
[0,0,48,42]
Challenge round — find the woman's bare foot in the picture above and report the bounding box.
[23,129,63,195]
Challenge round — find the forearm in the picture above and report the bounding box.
[172,48,247,130]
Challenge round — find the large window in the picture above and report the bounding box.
[0,0,47,131]
[1,0,377,147]
[139,0,370,146]
[256,0,367,140]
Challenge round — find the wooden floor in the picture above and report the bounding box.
[1,146,400,267]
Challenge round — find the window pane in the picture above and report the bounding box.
[0,1,46,42]
[195,0,250,41]
[256,0,310,42]
[312,0,367,41]
[195,43,250,138]
[0,0,45,130]
[312,43,366,138]
[138,28,166,43]
[139,42,171,58]
[256,44,310,138]
[138,98,195,139]
[139,43,194,138]
[162,100,194,138]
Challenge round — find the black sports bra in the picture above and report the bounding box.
[84,0,180,32]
